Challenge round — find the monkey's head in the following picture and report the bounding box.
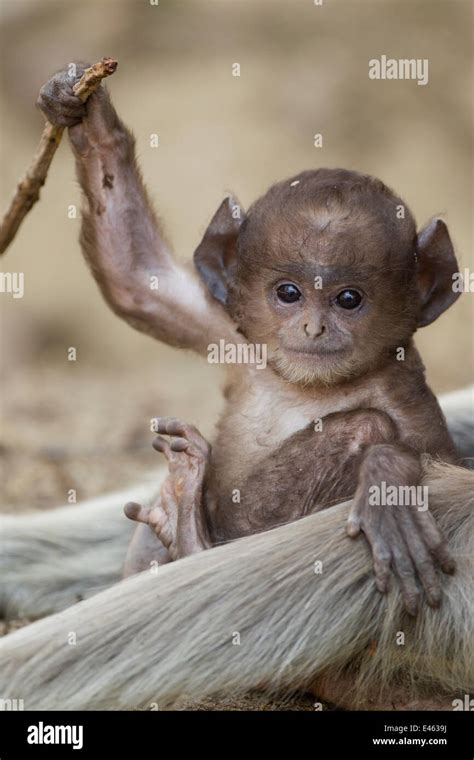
[194,169,460,385]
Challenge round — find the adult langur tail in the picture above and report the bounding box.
[0,459,472,710]
[0,482,154,619]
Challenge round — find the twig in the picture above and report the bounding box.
[0,57,118,255]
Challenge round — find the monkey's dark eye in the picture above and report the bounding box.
[335,289,362,310]
[276,283,302,304]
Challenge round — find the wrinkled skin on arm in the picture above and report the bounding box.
[37,65,239,355]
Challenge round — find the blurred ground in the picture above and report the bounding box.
[1,361,224,509]
[0,0,472,711]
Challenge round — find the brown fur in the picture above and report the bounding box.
[23,66,470,708]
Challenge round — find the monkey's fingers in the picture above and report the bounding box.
[124,501,151,524]
[390,533,422,616]
[151,516,175,551]
[37,90,87,127]
[153,421,192,453]
[355,520,392,593]
[398,510,442,608]
[153,417,190,437]
[346,503,362,537]
[413,509,456,575]
[124,500,170,532]
[153,435,181,455]
[152,417,210,455]
[352,510,420,612]
[124,500,174,547]
[170,438,189,452]
[371,540,392,594]
[153,435,189,458]
[370,510,423,615]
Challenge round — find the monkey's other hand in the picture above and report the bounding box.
[37,64,90,127]
[347,501,456,616]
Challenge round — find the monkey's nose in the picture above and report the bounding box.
[304,323,325,339]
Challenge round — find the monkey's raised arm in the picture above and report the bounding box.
[37,66,239,355]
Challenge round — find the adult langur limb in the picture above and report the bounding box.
[0,459,472,711]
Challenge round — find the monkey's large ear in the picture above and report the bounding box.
[416,218,460,327]
[194,196,246,305]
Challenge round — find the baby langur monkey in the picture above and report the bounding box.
[38,65,462,617]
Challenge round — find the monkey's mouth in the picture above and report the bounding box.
[284,346,346,358]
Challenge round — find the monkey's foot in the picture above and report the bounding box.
[124,495,177,559]
[125,417,211,559]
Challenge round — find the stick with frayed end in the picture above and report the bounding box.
[0,57,118,255]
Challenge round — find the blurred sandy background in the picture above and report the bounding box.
[1,0,473,513]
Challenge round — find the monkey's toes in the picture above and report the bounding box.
[151,417,211,459]
[124,501,143,522]
[153,435,188,454]
[153,417,190,437]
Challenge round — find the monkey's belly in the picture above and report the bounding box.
[209,407,396,542]
[209,424,361,542]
